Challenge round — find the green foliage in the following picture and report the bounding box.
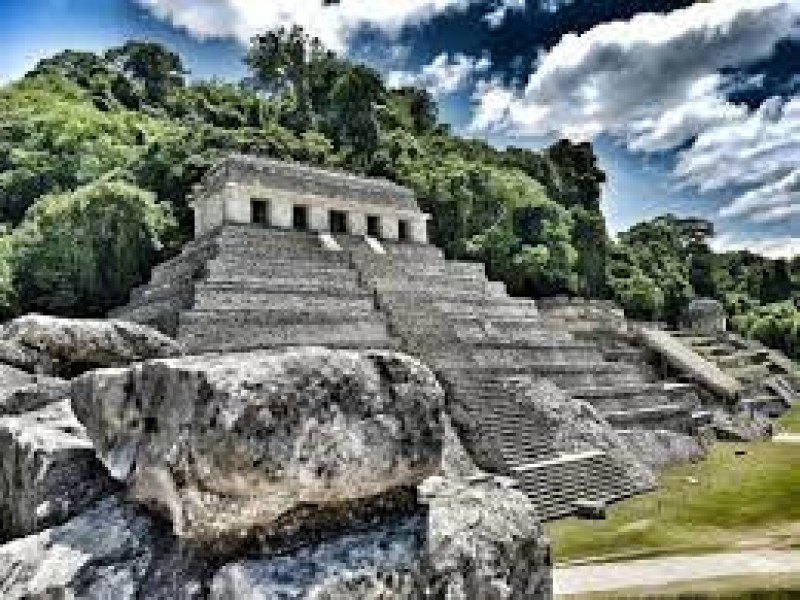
[608,214,800,357]
[731,301,800,360]
[10,181,173,317]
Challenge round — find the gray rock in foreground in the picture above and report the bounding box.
[71,348,445,543]
[0,314,182,377]
[0,477,550,599]
[212,476,550,600]
[0,496,205,599]
[0,399,117,541]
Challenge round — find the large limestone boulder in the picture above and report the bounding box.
[0,399,117,540]
[0,314,182,378]
[71,348,445,543]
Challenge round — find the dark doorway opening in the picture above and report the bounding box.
[329,210,348,234]
[293,205,309,231]
[367,215,381,238]
[398,219,410,241]
[251,199,269,226]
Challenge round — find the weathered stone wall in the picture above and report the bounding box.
[193,155,431,241]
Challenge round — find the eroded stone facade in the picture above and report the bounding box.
[192,155,430,243]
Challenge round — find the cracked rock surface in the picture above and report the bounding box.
[0,399,117,541]
[0,314,182,377]
[71,348,446,543]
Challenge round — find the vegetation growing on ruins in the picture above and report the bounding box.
[0,31,797,356]
[548,442,800,563]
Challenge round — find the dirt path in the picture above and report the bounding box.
[774,433,800,443]
[554,550,800,596]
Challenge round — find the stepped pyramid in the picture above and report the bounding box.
[112,155,659,520]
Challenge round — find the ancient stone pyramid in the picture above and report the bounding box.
[112,155,668,520]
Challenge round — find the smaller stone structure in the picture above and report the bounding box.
[682,298,727,334]
[191,155,430,243]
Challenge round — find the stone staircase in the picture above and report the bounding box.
[445,372,645,520]
[112,227,398,353]
[670,330,798,416]
[344,236,655,519]
[537,299,706,437]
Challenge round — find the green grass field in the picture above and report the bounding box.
[548,442,800,564]
[777,405,800,433]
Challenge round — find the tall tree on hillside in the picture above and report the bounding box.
[246,26,337,130]
[106,42,185,106]
[327,65,384,168]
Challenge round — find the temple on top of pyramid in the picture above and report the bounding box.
[191,154,430,243]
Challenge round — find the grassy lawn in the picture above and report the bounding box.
[777,405,800,433]
[548,442,800,564]
[560,573,800,599]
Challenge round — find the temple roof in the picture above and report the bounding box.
[195,155,421,213]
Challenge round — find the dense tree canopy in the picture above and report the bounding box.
[607,214,800,357]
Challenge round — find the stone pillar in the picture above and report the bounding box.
[310,205,329,232]
[411,219,429,244]
[270,199,292,229]
[222,184,250,226]
[195,194,226,237]
[381,216,399,241]
[348,212,367,236]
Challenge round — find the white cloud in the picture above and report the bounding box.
[387,53,491,98]
[484,0,526,28]
[720,168,800,222]
[136,0,476,52]
[712,234,800,259]
[469,0,800,230]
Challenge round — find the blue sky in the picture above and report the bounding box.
[2,0,799,257]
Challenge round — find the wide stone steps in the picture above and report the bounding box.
[207,260,358,281]
[373,279,491,296]
[512,451,647,521]
[199,276,364,296]
[379,299,543,321]
[178,313,396,353]
[193,288,375,312]
[467,345,605,364]
[356,260,487,280]
[446,363,650,388]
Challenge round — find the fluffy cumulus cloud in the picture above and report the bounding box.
[469,0,800,228]
[136,0,475,52]
[712,234,800,259]
[387,53,491,98]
